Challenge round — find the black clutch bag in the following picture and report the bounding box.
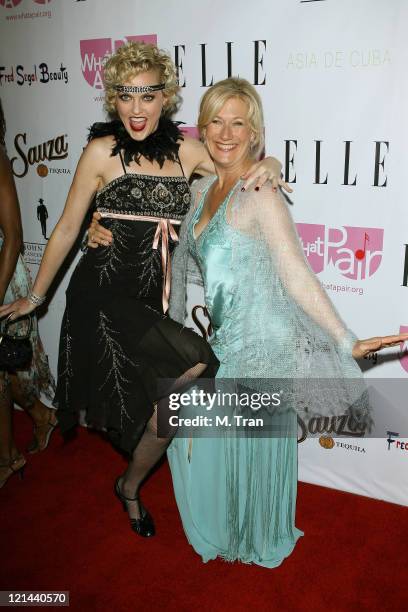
[0,315,33,370]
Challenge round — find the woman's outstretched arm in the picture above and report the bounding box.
[250,186,408,359]
[0,138,105,319]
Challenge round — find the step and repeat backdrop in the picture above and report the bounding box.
[0,0,407,505]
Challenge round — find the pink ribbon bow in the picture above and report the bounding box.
[98,212,181,313]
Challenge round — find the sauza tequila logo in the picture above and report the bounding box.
[11,132,68,178]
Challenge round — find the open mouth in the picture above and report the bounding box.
[129,117,148,132]
[215,143,238,152]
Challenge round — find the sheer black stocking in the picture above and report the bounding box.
[118,361,207,520]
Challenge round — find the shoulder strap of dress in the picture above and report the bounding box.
[118,149,127,174]
[176,151,186,178]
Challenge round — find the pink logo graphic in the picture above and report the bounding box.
[0,0,23,7]
[399,326,408,374]
[296,223,384,281]
[33,0,52,4]
[80,35,157,90]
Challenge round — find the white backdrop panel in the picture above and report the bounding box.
[0,0,406,505]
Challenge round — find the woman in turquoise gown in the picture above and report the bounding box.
[167,78,406,567]
[167,171,303,567]
[168,173,302,567]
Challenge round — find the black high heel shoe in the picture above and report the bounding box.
[114,477,155,537]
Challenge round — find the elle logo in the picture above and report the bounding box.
[402,245,408,287]
[284,140,389,188]
[174,40,267,88]
[296,223,384,281]
[80,35,157,90]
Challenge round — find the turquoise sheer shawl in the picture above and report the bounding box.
[169,176,369,423]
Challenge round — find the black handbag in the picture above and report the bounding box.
[0,315,33,370]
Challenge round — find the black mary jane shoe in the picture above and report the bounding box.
[114,477,155,537]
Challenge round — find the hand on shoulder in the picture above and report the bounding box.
[242,180,286,212]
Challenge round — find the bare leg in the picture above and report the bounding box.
[0,375,17,463]
[0,374,25,488]
[9,374,57,453]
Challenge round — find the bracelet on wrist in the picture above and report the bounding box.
[28,291,46,307]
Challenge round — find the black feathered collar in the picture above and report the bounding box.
[88,116,184,168]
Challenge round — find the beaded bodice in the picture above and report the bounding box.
[76,172,192,313]
[96,173,191,220]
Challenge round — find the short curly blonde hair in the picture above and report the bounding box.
[103,42,179,117]
[197,77,264,158]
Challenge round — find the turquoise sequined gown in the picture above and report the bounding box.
[167,177,304,567]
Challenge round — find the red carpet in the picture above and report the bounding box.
[1,411,407,612]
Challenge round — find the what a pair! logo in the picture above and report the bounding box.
[296,223,384,282]
[80,35,157,90]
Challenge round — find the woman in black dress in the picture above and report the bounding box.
[0,42,289,535]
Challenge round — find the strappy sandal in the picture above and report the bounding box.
[27,408,58,453]
[0,454,26,489]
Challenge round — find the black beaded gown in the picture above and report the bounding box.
[54,120,218,454]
